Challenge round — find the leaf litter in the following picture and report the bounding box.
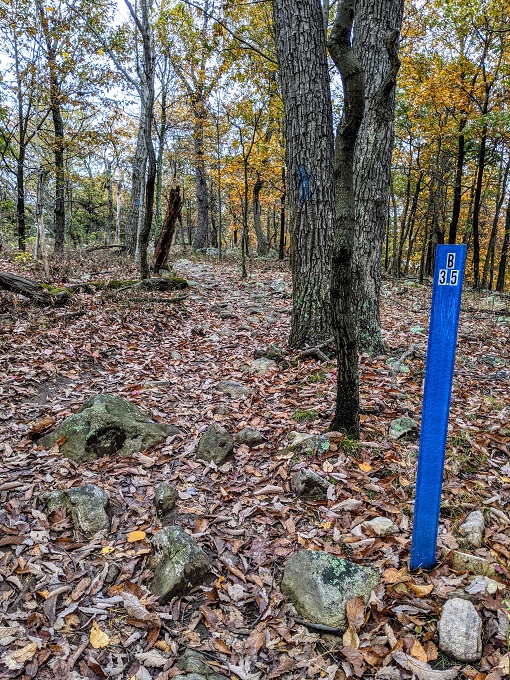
[0,254,509,678]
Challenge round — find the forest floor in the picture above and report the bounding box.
[0,250,509,680]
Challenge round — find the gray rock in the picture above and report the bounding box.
[235,427,265,447]
[196,424,234,464]
[46,484,109,535]
[40,394,179,462]
[154,483,178,518]
[281,433,330,457]
[216,381,252,399]
[290,469,330,499]
[497,609,509,638]
[451,551,499,578]
[270,280,285,293]
[246,358,277,375]
[171,350,182,360]
[281,550,380,630]
[175,649,225,680]
[386,358,410,374]
[438,597,482,662]
[361,517,399,537]
[459,510,485,548]
[151,526,210,604]
[388,417,417,440]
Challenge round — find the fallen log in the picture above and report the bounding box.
[0,272,69,305]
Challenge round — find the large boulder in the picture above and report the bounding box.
[151,526,210,604]
[281,550,380,630]
[438,597,482,662]
[196,424,234,464]
[46,484,109,535]
[40,394,179,462]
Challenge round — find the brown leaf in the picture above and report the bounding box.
[244,628,265,655]
[341,646,365,677]
[346,596,365,630]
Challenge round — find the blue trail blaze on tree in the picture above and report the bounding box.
[410,245,467,570]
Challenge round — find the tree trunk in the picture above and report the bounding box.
[36,0,66,253]
[153,187,182,272]
[471,119,488,288]
[482,156,509,289]
[328,0,365,437]
[448,117,466,244]
[352,0,404,354]
[105,160,113,245]
[0,272,67,305]
[496,197,510,292]
[279,167,286,260]
[192,99,210,249]
[253,173,269,255]
[273,0,335,348]
[125,119,147,255]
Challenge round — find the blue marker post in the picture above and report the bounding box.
[410,244,467,570]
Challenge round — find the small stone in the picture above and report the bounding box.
[361,517,399,537]
[154,483,178,518]
[459,510,485,548]
[281,433,330,457]
[214,405,230,415]
[196,424,234,464]
[246,358,277,375]
[465,575,501,595]
[452,551,500,578]
[497,609,509,638]
[235,427,265,446]
[175,649,225,680]
[269,279,285,293]
[216,381,252,399]
[438,597,482,662]
[151,526,210,604]
[290,469,330,499]
[386,358,410,373]
[389,417,418,440]
[46,484,109,535]
[170,350,182,360]
[281,550,380,630]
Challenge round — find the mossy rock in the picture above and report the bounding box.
[281,550,380,629]
[40,394,179,462]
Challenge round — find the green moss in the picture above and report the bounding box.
[306,369,328,384]
[40,283,66,294]
[292,409,318,423]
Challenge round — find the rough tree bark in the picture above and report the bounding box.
[36,0,66,253]
[272,0,334,348]
[153,187,182,272]
[253,173,269,255]
[328,0,365,437]
[192,97,211,250]
[352,0,404,354]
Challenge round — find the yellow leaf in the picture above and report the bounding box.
[155,640,172,652]
[11,642,38,664]
[410,639,428,662]
[127,531,146,543]
[342,623,359,649]
[358,462,371,472]
[101,546,115,555]
[408,582,434,598]
[89,620,110,649]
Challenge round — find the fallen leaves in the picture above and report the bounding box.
[89,620,110,649]
[1,256,509,679]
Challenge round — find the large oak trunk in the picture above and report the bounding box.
[272,0,334,348]
[153,187,182,273]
